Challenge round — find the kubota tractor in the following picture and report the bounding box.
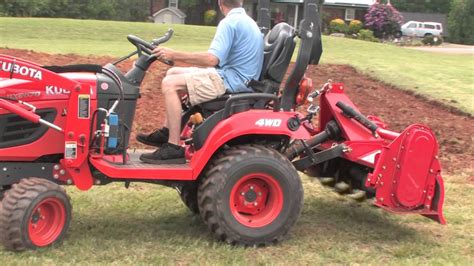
[0,0,444,251]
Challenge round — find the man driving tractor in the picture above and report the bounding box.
[137,0,264,164]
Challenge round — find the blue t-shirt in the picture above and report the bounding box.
[208,8,264,93]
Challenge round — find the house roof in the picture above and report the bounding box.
[323,0,376,8]
[152,7,186,18]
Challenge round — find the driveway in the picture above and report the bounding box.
[408,43,474,55]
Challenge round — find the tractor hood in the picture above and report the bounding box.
[0,72,97,102]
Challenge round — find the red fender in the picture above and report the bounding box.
[189,110,311,177]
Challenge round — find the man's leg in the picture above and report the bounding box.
[166,67,195,76]
[161,74,188,144]
[136,67,194,146]
[139,74,188,164]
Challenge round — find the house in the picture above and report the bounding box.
[150,0,217,25]
[323,0,376,22]
[242,0,375,29]
[151,0,186,24]
[149,0,376,27]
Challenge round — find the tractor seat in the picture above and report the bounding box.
[199,22,296,112]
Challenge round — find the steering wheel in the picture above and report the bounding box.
[127,29,175,66]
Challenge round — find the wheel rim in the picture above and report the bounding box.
[230,173,283,228]
[28,198,66,247]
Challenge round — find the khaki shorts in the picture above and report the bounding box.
[185,68,226,106]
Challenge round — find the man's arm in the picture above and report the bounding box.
[153,47,219,67]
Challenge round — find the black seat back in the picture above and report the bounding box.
[260,23,296,83]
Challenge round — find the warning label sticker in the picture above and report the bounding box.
[78,94,90,119]
[65,142,77,159]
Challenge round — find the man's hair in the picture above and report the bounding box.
[221,0,243,8]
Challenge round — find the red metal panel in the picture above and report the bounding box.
[395,127,437,207]
[0,55,79,95]
[365,124,445,224]
[0,101,68,161]
[319,83,379,142]
[189,110,312,177]
[89,157,194,180]
[60,83,96,190]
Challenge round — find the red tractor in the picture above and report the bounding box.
[0,0,445,251]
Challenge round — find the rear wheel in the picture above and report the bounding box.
[198,145,303,246]
[0,178,71,251]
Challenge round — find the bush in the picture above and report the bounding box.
[364,4,404,38]
[448,0,474,45]
[348,20,363,34]
[329,19,348,34]
[422,35,443,46]
[358,29,379,42]
[204,9,217,25]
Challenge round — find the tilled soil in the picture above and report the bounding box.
[1,48,472,178]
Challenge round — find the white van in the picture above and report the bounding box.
[401,21,443,37]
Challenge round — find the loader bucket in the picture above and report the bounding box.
[366,124,446,224]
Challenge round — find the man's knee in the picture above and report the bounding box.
[166,67,180,76]
[162,75,187,95]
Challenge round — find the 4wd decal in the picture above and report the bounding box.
[46,85,70,95]
[0,61,43,80]
[255,119,282,127]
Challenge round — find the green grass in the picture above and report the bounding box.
[0,17,473,263]
[1,17,473,113]
[0,175,472,264]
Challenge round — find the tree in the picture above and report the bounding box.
[391,0,450,14]
[0,0,150,21]
[448,0,474,45]
[364,3,404,38]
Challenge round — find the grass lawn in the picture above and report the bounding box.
[0,17,473,264]
[0,175,472,264]
[1,17,473,113]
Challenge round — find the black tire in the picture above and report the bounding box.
[198,145,303,246]
[0,178,72,251]
[178,183,199,214]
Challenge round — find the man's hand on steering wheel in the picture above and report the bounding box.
[153,47,176,63]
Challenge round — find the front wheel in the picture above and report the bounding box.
[0,178,72,251]
[198,145,303,246]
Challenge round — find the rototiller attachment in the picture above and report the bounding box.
[287,81,446,224]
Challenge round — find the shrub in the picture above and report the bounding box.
[358,29,379,42]
[204,9,217,25]
[329,19,348,34]
[364,4,403,38]
[348,20,363,34]
[422,35,443,46]
[448,0,474,45]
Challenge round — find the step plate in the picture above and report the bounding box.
[90,151,193,180]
